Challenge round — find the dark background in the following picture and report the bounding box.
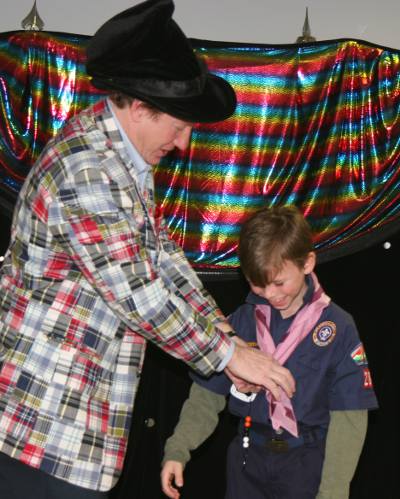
[112,229,398,499]
[0,209,398,499]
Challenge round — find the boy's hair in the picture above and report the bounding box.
[238,205,314,287]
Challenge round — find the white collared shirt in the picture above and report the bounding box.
[108,99,151,192]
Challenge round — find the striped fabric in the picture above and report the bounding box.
[0,98,231,490]
[2,32,400,268]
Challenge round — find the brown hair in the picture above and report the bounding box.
[238,205,314,287]
[109,93,162,118]
[109,92,134,109]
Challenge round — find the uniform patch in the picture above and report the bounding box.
[313,321,336,346]
[363,367,373,389]
[351,343,368,366]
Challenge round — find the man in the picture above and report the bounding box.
[0,1,294,497]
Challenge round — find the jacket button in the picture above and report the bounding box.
[144,417,156,428]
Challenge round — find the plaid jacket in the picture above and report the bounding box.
[0,99,231,491]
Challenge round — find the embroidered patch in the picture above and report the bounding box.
[351,343,368,366]
[363,367,373,388]
[313,321,336,346]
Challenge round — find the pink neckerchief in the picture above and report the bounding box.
[255,272,330,437]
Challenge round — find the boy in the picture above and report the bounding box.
[161,205,378,499]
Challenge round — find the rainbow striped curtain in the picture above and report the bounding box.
[1,31,400,270]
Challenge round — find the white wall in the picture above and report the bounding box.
[1,0,399,50]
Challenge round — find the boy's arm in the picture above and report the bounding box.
[317,410,368,499]
[162,382,227,467]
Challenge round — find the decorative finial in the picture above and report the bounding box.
[21,1,45,31]
[296,7,316,43]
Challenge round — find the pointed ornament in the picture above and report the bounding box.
[296,7,316,43]
[21,1,45,31]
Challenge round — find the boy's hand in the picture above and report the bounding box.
[161,460,184,498]
[225,344,295,400]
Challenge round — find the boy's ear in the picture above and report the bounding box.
[304,251,316,275]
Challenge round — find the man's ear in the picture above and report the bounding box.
[304,251,316,275]
[128,99,145,122]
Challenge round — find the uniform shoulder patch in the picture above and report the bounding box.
[350,343,368,366]
[312,321,336,347]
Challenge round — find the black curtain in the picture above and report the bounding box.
[110,230,398,499]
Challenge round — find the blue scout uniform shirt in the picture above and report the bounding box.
[193,275,378,429]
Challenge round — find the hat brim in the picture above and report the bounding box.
[93,73,237,123]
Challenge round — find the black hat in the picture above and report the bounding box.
[86,0,236,123]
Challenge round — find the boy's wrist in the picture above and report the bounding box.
[162,449,189,468]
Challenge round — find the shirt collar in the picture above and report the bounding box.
[107,98,152,191]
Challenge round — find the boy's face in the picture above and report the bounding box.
[250,252,316,318]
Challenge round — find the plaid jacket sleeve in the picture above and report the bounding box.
[15,111,232,376]
[156,213,227,321]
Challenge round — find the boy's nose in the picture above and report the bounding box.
[263,285,276,301]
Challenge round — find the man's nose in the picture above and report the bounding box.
[174,127,192,150]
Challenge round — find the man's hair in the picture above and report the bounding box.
[238,205,314,287]
[109,93,162,118]
[109,92,135,109]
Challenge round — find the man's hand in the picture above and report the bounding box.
[225,366,262,394]
[161,460,184,499]
[226,335,262,392]
[225,344,295,400]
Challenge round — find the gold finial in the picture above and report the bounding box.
[21,1,45,31]
[296,7,316,43]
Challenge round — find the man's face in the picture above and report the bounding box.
[128,102,193,164]
[249,253,315,318]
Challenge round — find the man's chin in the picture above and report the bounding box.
[152,152,167,163]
